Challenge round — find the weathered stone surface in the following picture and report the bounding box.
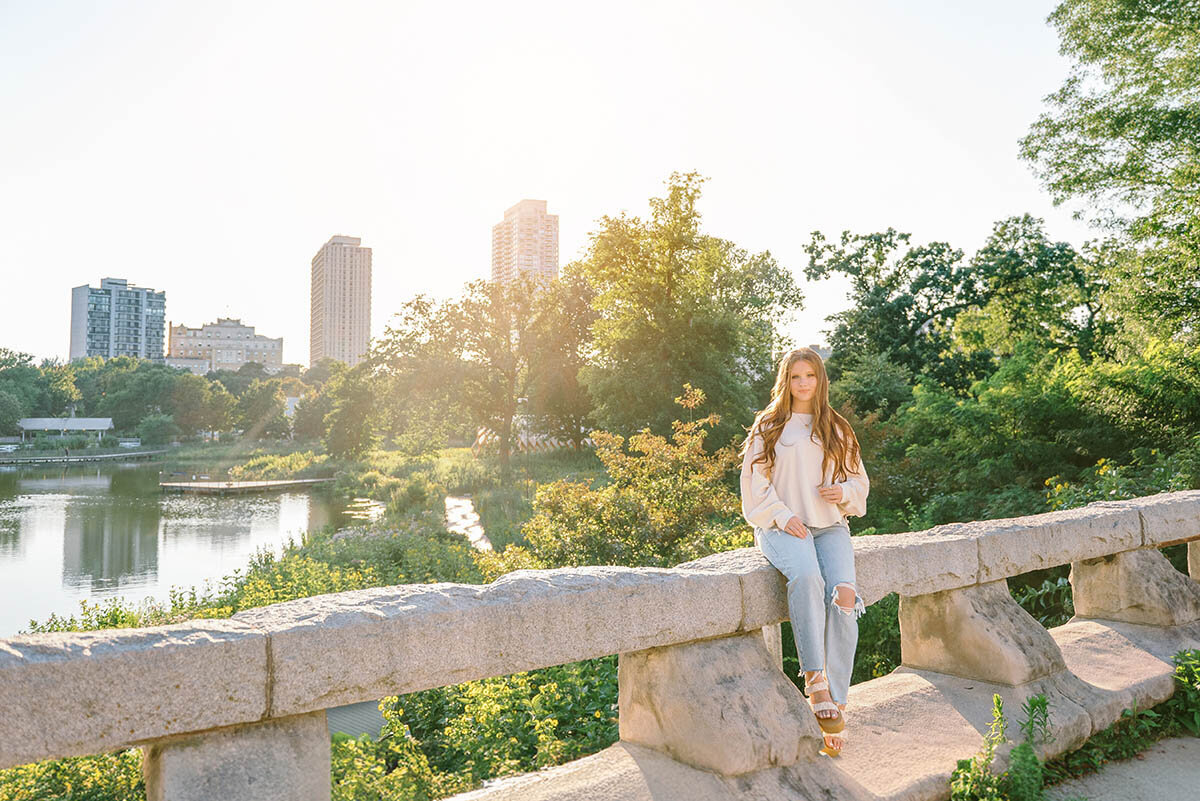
[900,579,1066,685]
[449,740,868,801]
[678,547,785,630]
[852,529,978,606]
[618,630,819,776]
[965,504,1141,583]
[1190,541,1200,581]
[235,566,742,717]
[1051,619,1183,719]
[143,711,330,801]
[1106,490,1200,547]
[1070,548,1200,626]
[0,620,267,770]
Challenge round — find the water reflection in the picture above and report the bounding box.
[0,462,347,636]
[62,499,160,591]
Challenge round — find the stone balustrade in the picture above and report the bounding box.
[2,490,1199,800]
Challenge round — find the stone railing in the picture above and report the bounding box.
[2,491,1200,800]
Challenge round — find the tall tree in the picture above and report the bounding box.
[369,295,467,454]
[1020,0,1200,343]
[323,364,379,459]
[236,379,289,440]
[525,267,597,449]
[455,274,540,482]
[805,216,1105,393]
[577,171,803,446]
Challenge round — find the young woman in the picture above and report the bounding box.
[739,347,870,758]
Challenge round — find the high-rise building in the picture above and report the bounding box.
[310,235,372,367]
[491,199,559,285]
[69,278,166,362]
[167,318,284,373]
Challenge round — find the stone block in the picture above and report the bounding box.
[966,504,1141,583]
[853,528,978,606]
[618,630,820,776]
[0,620,267,770]
[143,711,330,801]
[899,579,1066,685]
[1123,490,1200,547]
[1191,541,1200,581]
[677,547,785,630]
[1070,548,1200,626]
[235,566,742,718]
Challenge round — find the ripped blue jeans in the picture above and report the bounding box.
[756,519,864,705]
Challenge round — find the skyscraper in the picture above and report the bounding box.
[69,278,166,362]
[491,199,559,285]
[310,235,372,367]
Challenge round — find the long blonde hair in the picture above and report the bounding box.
[740,347,861,482]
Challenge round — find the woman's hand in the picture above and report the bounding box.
[817,484,844,504]
[783,516,810,538]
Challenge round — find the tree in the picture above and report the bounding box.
[369,296,467,455]
[805,216,1105,393]
[0,389,21,435]
[236,379,289,440]
[137,413,180,445]
[577,171,803,447]
[455,275,540,482]
[954,215,1112,361]
[169,373,215,437]
[526,268,598,448]
[1020,0,1200,343]
[323,365,378,459]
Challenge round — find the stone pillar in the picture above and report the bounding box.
[618,630,821,776]
[899,579,1066,685]
[1189,541,1200,582]
[143,711,330,801]
[1070,548,1200,626]
[761,622,784,671]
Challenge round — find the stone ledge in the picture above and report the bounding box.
[234,566,743,718]
[444,618,1200,801]
[0,620,268,770]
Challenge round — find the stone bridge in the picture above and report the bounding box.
[3,491,1200,800]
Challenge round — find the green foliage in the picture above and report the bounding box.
[525,268,598,448]
[0,388,24,436]
[236,379,289,440]
[324,366,379,459]
[0,749,144,801]
[949,693,1049,801]
[1021,0,1200,347]
[228,450,330,480]
[383,655,618,787]
[491,386,743,573]
[577,171,804,447]
[135,412,178,445]
[1165,648,1200,737]
[1011,577,1074,628]
[851,592,902,683]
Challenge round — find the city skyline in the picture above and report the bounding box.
[2,2,1094,363]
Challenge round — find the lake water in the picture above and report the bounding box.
[0,462,348,637]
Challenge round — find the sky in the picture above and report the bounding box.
[0,0,1095,365]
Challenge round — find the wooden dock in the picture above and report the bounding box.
[0,449,168,466]
[159,477,335,495]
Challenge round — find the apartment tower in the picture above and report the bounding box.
[491,199,559,285]
[69,278,166,362]
[310,235,372,367]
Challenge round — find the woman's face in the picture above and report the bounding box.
[788,358,818,406]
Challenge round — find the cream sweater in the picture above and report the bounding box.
[740,412,870,530]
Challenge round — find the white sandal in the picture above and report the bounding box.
[801,674,845,734]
